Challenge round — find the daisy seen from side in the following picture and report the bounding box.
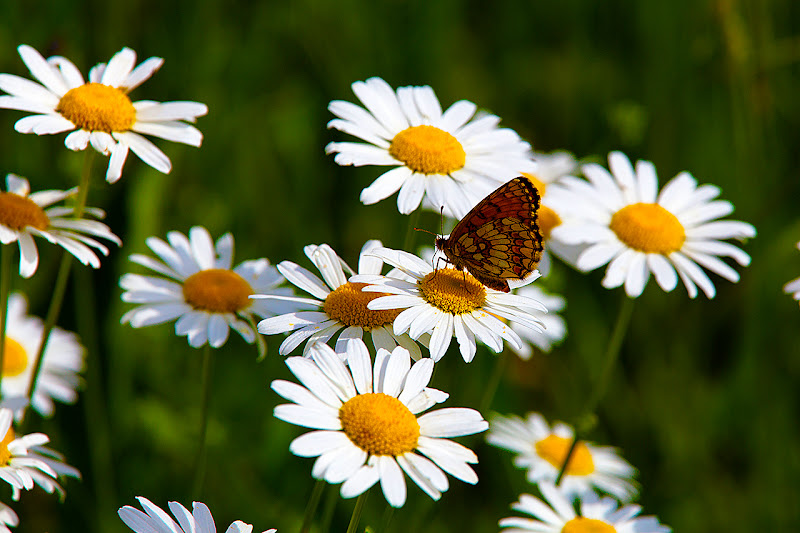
[548,151,756,298]
[120,226,296,349]
[507,285,567,359]
[0,408,80,500]
[0,173,120,278]
[256,240,425,359]
[119,497,276,533]
[487,412,637,502]
[326,77,536,219]
[0,44,207,183]
[521,151,580,276]
[782,241,800,303]
[350,247,546,362]
[499,482,670,533]
[271,339,488,508]
[1,293,84,418]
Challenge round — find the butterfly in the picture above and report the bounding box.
[435,176,543,292]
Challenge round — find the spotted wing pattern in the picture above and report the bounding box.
[436,176,543,292]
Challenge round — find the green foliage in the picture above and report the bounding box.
[1,0,799,532]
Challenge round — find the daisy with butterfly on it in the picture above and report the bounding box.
[547,151,756,298]
[326,77,536,219]
[351,176,548,362]
[255,240,426,359]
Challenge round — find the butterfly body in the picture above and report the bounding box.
[436,176,543,292]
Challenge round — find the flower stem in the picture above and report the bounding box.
[245,313,267,361]
[556,294,635,486]
[192,344,214,498]
[403,208,423,253]
[0,245,13,396]
[479,348,509,412]
[300,479,326,533]
[22,150,94,421]
[345,491,369,533]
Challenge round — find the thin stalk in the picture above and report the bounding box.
[300,479,326,533]
[245,313,267,361]
[318,477,340,533]
[345,491,369,533]
[0,245,13,395]
[556,295,635,486]
[479,348,509,413]
[402,208,423,253]
[22,150,94,420]
[191,345,214,499]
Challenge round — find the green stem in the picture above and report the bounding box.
[245,313,267,361]
[479,348,508,413]
[402,208,423,253]
[191,345,214,498]
[345,491,369,533]
[22,150,94,421]
[319,477,339,533]
[300,479,326,533]
[556,295,635,486]
[0,245,13,397]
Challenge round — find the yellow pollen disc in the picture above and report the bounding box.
[561,517,617,533]
[0,426,15,466]
[2,338,29,377]
[339,393,420,456]
[538,205,561,241]
[0,193,50,231]
[323,282,401,330]
[182,269,254,313]
[522,173,547,196]
[535,434,595,476]
[56,83,136,132]
[609,203,686,254]
[419,269,486,315]
[389,125,466,175]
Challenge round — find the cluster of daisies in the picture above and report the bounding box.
[0,40,793,533]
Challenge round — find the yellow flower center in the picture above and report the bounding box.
[339,392,420,456]
[561,517,616,533]
[182,269,254,313]
[0,426,15,466]
[535,434,595,476]
[609,203,686,254]
[419,269,486,315]
[323,282,401,330]
[56,83,136,133]
[0,192,50,231]
[2,338,29,377]
[538,205,561,241]
[522,173,547,196]
[389,125,466,175]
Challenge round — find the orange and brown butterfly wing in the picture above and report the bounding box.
[438,177,543,292]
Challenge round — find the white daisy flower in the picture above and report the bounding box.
[271,339,488,508]
[499,482,670,533]
[326,77,536,219]
[0,408,80,500]
[508,285,566,359]
[521,151,580,276]
[548,151,756,298]
[1,293,84,418]
[0,502,17,533]
[783,242,800,302]
[0,173,121,278]
[350,246,546,362]
[0,44,207,183]
[256,240,425,359]
[120,226,296,349]
[119,497,276,533]
[487,412,637,502]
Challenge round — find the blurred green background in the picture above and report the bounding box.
[1,0,799,531]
